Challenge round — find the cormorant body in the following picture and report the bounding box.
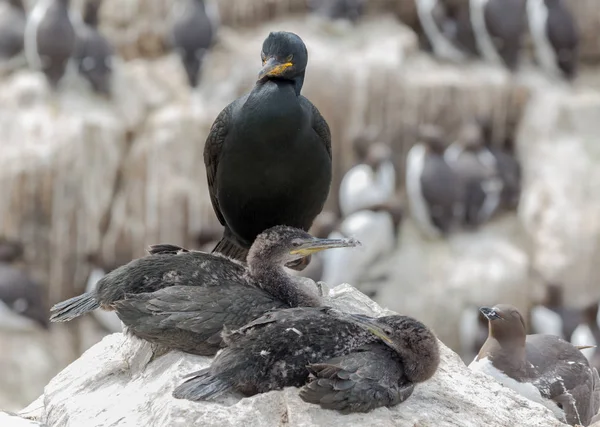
[307,0,365,24]
[24,0,76,87]
[0,0,26,61]
[173,306,440,413]
[527,0,579,79]
[73,0,113,95]
[205,31,332,269]
[406,125,462,237]
[50,226,358,355]
[171,0,216,87]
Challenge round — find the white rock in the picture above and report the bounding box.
[0,412,45,427]
[518,85,600,308]
[20,285,565,427]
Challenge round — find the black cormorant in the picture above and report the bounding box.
[173,307,440,413]
[0,0,26,62]
[49,226,359,355]
[24,0,76,88]
[204,31,332,271]
[170,0,216,88]
[73,0,114,95]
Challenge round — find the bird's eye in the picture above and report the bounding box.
[261,52,266,63]
[291,240,302,247]
[286,54,293,62]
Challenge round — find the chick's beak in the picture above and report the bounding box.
[258,56,293,80]
[347,313,402,354]
[289,237,361,257]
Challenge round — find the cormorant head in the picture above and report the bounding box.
[258,32,308,88]
[247,225,360,268]
[480,304,527,345]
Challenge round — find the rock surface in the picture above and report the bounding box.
[0,412,45,427]
[19,285,566,427]
[518,80,600,309]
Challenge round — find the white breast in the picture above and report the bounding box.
[406,143,441,238]
[415,0,466,61]
[527,0,560,76]
[24,0,51,70]
[469,0,503,65]
[469,357,566,421]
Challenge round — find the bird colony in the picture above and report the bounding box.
[0,0,600,426]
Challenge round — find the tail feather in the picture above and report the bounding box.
[49,292,100,322]
[172,368,231,401]
[211,237,248,264]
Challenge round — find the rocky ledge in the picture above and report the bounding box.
[13,285,566,427]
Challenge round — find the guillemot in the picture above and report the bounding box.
[24,0,76,88]
[470,304,600,426]
[526,0,579,80]
[405,124,462,238]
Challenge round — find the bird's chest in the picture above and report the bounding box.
[219,96,322,188]
[469,357,565,420]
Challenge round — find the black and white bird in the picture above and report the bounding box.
[405,124,462,238]
[526,0,579,80]
[470,304,600,426]
[24,0,76,88]
[415,0,467,62]
[73,0,114,95]
[444,122,503,227]
[0,0,26,63]
[170,0,218,88]
[468,0,527,70]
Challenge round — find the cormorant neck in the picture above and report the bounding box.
[259,72,305,96]
[293,72,305,96]
[248,262,320,308]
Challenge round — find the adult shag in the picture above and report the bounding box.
[49,226,358,355]
[173,306,440,414]
[204,31,332,271]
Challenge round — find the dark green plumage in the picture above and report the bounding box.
[205,31,332,266]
